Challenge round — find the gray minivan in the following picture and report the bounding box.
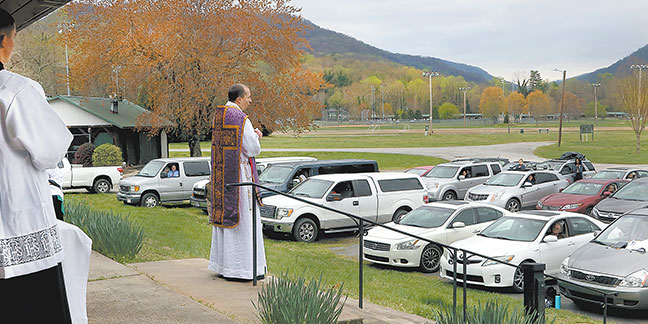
[117,157,211,208]
[258,159,379,197]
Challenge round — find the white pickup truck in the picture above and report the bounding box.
[261,172,429,242]
[55,157,122,193]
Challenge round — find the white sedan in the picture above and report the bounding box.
[439,210,606,292]
[363,201,509,272]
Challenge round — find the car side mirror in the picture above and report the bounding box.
[593,230,601,237]
[522,182,532,188]
[452,221,466,229]
[543,235,558,243]
[327,193,343,201]
[458,175,465,180]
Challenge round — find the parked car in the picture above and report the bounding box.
[255,159,378,198]
[439,210,605,292]
[261,172,428,242]
[117,157,210,207]
[590,167,648,180]
[190,156,317,211]
[465,170,570,212]
[535,155,596,183]
[591,177,648,223]
[421,159,504,201]
[405,166,435,177]
[363,201,509,272]
[559,208,648,309]
[56,157,122,193]
[451,158,510,167]
[537,179,629,215]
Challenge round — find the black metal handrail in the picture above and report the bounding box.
[227,181,616,323]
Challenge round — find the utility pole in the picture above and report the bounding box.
[459,87,471,127]
[380,84,385,120]
[554,69,566,147]
[591,83,601,125]
[422,71,440,134]
[369,85,376,121]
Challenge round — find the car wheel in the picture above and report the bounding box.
[419,244,442,273]
[392,208,409,222]
[585,207,594,216]
[443,191,457,201]
[293,218,318,243]
[141,193,159,208]
[93,178,111,193]
[512,266,525,293]
[505,199,521,212]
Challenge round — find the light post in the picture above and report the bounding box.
[459,87,471,127]
[553,69,567,147]
[591,83,601,125]
[631,64,648,121]
[369,85,376,120]
[422,71,440,134]
[380,84,385,120]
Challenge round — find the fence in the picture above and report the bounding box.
[228,181,618,323]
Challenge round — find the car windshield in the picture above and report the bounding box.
[561,182,604,195]
[536,161,564,171]
[405,168,429,176]
[610,181,648,201]
[424,166,459,178]
[591,170,625,179]
[595,215,648,247]
[395,206,455,228]
[259,165,294,184]
[289,179,333,199]
[485,173,524,187]
[137,161,165,177]
[479,217,547,242]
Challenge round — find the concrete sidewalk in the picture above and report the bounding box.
[87,252,433,324]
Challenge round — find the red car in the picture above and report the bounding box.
[536,179,629,215]
[405,166,435,177]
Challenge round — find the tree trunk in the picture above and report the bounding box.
[188,137,203,157]
[637,133,641,153]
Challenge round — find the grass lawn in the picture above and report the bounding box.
[534,130,648,164]
[316,118,630,130]
[69,193,598,324]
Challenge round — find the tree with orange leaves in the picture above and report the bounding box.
[527,90,551,126]
[563,91,585,121]
[60,0,326,156]
[507,92,526,122]
[478,86,505,121]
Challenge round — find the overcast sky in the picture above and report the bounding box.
[291,0,648,82]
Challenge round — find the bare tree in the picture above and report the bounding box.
[618,75,648,153]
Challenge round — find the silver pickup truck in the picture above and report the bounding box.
[117,157,211,207]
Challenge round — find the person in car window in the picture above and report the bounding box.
[605,184,617,194]
[549,222,566,239]
[526,174,535,185]
[627,172,636,180]
[167,164,179,178]
[461,169,471,178]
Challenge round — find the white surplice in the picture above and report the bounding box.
[208,102,266,279]
[0,69,73,278]
[58,220,92,324]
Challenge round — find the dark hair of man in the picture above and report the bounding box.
[228,84,247,102]
[0,9,15,48]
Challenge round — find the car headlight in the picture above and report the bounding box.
[490,191,505,202]
[481,255,514,267]
[275,208,293,219]
[130,185,140,192]
[396,239,420,250]
[560,257,569,275]
[561,203,583,210]
[619,269,648,288]
[426,182,439,190]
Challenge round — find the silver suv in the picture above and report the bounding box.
[117,157,211,208]
[421,159,504,201]
[465,170,570,212]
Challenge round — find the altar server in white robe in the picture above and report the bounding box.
[0,9,74,323]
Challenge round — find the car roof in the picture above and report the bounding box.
[268,159,377,167]
[310,172,419,182]
[359,172,421,180]
[508,210,579,220]
[605,167,631,171]
[573,179,626,185]
[150,157,210,163]
[424,201,503,210]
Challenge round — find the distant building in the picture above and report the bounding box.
[48,96,173,165]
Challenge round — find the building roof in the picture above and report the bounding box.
[48,96,173,129]
[1,0,70,31]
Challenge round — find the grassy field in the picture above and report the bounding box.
[69,193,598,323]
[534,131,648,164]
[316,118,630,130]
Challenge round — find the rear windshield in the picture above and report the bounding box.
[378,178,424,192]
[424,166,459,179]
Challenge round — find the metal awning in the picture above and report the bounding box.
[0,0,71,31]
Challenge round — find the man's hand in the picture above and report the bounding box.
[254,128,263,139]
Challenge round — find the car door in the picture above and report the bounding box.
[566,217,601,247]
[475,207,504,230]
[519,172,543,207]
[455,167,473,198]
[353,179,378,223]
[469,164,491,191]
[560,163,576,183]
[445,208,479,243]
[534,173,562,205]
[182,160,211,200]
[159,163,183,201]
[324,180,360,229]
[538,219,574,273]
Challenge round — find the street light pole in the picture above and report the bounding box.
[553,69,566,147]
[591,83,601,125]
[459,87,471,127]
[380,84,385,120]
[369,85,376,121]
[631,64,648,123]
[423,71,440,135]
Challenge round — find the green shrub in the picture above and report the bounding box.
[64,200,144,262]
[434,300,554,324]
[74,143,95,167]
[253,272,346,324]
[92,143,123,166]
